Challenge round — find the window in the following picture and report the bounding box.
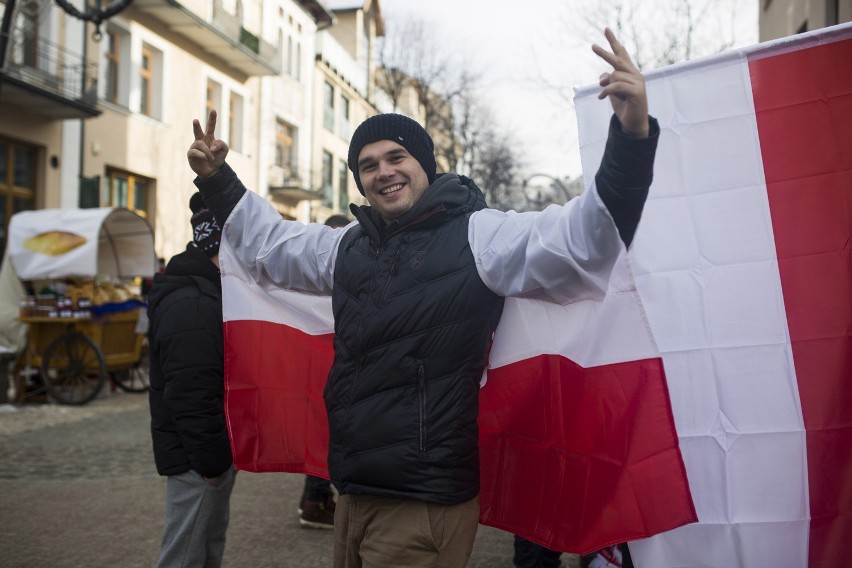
[206,79,222,118]
[338,95,350,140]
[18,9,39,68]
[104,31,121,103]
[103,169,150,218]
[138,44,162,118]
[294,40,301,81]
[229,92,244,153]
[275,119,297,175]
[0,139,37,254]
[140,47,153,116]
[322,151,333,206]
[286,35,293,76]
[338,159,349,211]
[101,26,129,106]
[323,82,335,131]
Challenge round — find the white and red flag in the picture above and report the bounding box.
[221,22,851,565]
[573,22,852,567]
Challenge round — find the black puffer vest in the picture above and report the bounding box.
[325,174,505,504]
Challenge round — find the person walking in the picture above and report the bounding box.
[188,28,655,568]
[147,192,235,568]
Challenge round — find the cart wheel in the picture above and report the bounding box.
[40,332,106,405]
[112,343,150,393]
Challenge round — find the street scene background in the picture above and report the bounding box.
[0,390,582,567]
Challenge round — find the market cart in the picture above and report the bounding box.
[6,207,157,405]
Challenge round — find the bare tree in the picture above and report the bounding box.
[581,0,749,69]
[376,15,529,209]
[534,0,754,106]
[377,17,467,166]
[451,93,530,210]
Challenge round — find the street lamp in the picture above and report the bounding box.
[54,0,134,40]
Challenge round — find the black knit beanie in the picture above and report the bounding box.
[347,113,437,195]
[189,192,222,257]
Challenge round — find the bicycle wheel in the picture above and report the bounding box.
[112,342,150,393]
[40,332,106,405]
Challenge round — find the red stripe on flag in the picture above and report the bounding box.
[224,319,333,477]
[478,354,696,554]
[750,37,852,567]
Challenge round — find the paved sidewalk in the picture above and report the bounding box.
[0,392,580,567]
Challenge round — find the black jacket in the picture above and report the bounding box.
[147,243,230,477]
[196,115,660,501]
[325,174,504,504]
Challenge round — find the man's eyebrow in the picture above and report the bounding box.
[358,148,408,168]
[357,155,376,168]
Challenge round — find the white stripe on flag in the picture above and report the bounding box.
[220,238,333,335]
[488,255,660,371]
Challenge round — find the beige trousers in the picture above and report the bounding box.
[333,494,480,568]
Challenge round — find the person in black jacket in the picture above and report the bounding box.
[148,192,235,568]
[188,28,654,568]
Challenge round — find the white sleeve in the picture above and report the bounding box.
[221,190,348,295]
[468,182,623,304]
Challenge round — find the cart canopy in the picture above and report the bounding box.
[8,208,156,280]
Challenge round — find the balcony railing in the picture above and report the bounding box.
[210,4,281,70]
[0,28,99,118]
[316,33,367,96]
[131,0,280,76]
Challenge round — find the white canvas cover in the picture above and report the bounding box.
[8,208,156,280]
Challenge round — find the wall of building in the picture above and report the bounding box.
[760,0,852,40]
[0,111,62,209]
[82,15,260,261]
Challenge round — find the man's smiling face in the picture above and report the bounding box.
[357,139,430,223]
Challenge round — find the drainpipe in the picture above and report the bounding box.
[78,8,88,207]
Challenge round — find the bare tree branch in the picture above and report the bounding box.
[377,14,528,209]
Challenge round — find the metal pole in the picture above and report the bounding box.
[79,12,87,208]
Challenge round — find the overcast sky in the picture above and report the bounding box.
[377,0,759,181]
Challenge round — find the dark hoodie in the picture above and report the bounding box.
[147,243,230,477]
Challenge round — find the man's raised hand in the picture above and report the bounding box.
[187,109,229,179]
[592,28,649,138]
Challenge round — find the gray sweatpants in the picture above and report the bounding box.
[157,465,237,568]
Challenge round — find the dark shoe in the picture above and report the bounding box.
[299,493,335,529]
[298,489,307,515]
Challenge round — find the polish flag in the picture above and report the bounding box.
[572,23,852,567]
[220,230,691,555]
[221,22,851,564]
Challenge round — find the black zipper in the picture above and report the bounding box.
[417,364,427,453]
[379,246,402,304]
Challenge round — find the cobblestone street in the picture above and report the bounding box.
[0,392,580,567]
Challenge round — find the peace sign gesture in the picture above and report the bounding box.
[187,109,229,179]
[592,28,649,138]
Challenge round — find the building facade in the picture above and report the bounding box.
[0,0,99,254]
[759,0,852,40]
[1,0,405,264]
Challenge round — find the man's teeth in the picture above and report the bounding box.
[380,183,404,195]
